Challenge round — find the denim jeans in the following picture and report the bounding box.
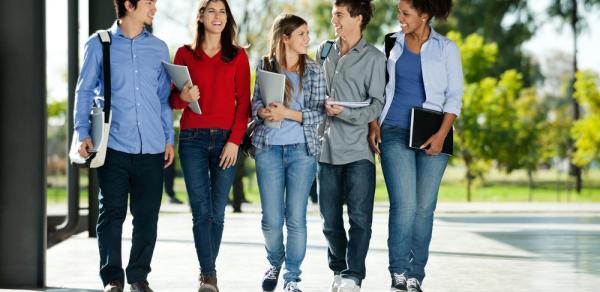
[179,129,238,276]
[255,144,316,285]
[319,160,375,286]
[380,124,449,283]
[96,148,164,286]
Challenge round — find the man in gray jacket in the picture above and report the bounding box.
[316,1,386,291]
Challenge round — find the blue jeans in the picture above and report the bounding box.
[179,129,238,276]
[96,148,164,286]
[255,144,316,285]
[380,124,449,283]
[319,160,375,286]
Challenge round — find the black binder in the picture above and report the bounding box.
[409,107,453,155]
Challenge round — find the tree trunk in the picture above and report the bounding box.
[463,150,474,202]
[231,156,247,213]
[527,168,534,202]
[570,0,583,193]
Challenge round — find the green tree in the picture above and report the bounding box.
[435,0,539,86]
[571,71,600,167]
[448,32,497,200]
[547,0,600,192]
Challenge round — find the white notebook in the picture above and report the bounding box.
[162,61,201,114]
[257,69,286,128]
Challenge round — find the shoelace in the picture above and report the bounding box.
[407,278,420,288]
[393,273,407,285]
[264,266,279,279]
[285,282,300,291]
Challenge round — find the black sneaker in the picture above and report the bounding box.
[391,273,408,291]
[407,278,422,292]
[261,265,281,291]
[169,196,184,204]
[103,280,123,292]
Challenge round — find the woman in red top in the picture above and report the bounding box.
[169,0,250,291]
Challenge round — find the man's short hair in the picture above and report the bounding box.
[114,0,140,19]
[334,0,374,31]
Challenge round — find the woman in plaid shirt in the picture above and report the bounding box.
[251,13,326,292]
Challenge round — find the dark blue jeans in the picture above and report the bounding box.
[97,148,164,286]
[318,160,375,286]
[178,129,238,276]
[380,124,448,283]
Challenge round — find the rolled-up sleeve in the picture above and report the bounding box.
[74,36,101,141]
[443,41,463,117]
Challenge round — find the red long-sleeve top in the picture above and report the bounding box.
[169,46,251,145]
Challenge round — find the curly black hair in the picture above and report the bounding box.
[406,0,453,21]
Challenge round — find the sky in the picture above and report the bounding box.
[45,0,600,102]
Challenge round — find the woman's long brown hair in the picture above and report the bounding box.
[265,14,308,105]
[189,0,239,63]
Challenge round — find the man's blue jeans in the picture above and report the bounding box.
[319,159,375,286]
[97,148,164,286]
[179,129,238,276]
[255,144,316,285]
[380,124,449,283]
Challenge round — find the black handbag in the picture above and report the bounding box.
[241,119,257,158]
[241,57,278,159]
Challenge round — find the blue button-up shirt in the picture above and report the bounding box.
[380,28,463,124]
[74,21,174,154]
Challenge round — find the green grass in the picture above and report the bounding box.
[47,163,600,204]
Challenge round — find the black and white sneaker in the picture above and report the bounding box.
[390,273,408,291]
[407,278,422,292]
[262,265,281,291]
[283,281,302,292]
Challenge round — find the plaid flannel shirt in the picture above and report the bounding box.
[251,58,326,157]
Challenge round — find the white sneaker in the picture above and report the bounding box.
[338,278,360,292]
[283,281,301,292]
[330,275,343,292]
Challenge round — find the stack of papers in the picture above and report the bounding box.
[326,99,371,108]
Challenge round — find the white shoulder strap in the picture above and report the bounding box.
[97,30,111,44]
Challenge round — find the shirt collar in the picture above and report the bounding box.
[335,36,368,54]
[109,20,150,39]
[392,25,441,47]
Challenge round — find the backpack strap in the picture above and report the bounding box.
[97,30,111,123]
[384,33,396,59]
[319,40,335,62]
[384,33,397,83]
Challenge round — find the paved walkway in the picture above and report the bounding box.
[5,203,600,291]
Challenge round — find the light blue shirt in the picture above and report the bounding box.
[384,49,426,129]
[267,71,306,145]
[380,28,463,125]
[74,21,174,154]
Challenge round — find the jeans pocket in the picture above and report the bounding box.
[179,130,195,141]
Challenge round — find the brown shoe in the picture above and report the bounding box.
[199,273,219,292]
[130,280,154,292]
[103,280,123,292]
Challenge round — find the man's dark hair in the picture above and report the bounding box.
[333,0,374,31]
[114,0,140,19]
[408,0,453,22]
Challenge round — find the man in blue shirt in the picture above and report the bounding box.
[74,1,173,291]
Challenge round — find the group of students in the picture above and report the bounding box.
[74,0,463,292]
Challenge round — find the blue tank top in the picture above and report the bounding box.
[383,49,426,129]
